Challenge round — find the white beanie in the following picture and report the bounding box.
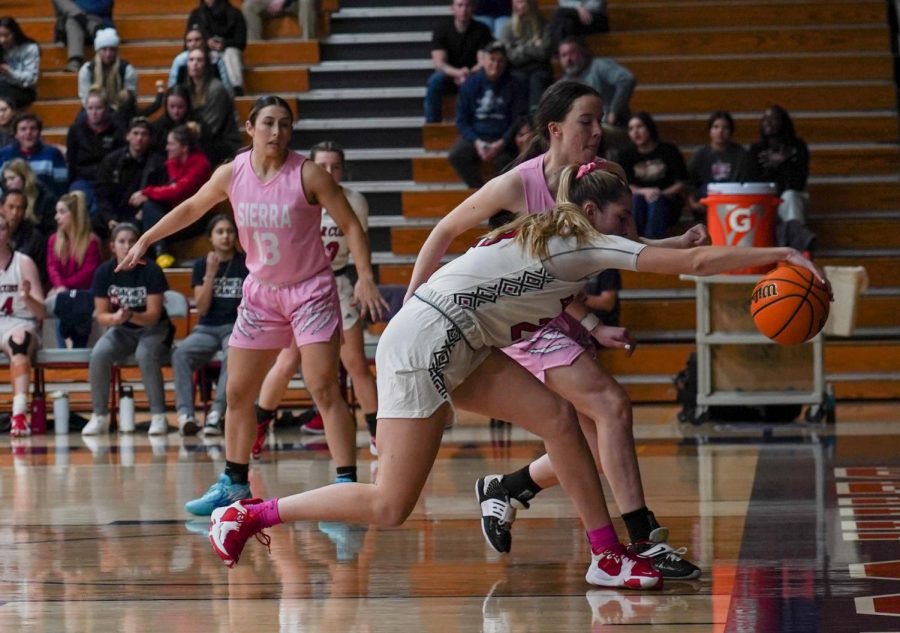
[94,28,120,50]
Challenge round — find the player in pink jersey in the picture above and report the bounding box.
[205,162,825,589]
[406,81,708,579]
[119,96,387,515]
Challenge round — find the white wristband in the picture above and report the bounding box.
[579,313,600,332]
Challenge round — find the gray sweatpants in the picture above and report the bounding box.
[90,322,172,415]
[171,323,233,417]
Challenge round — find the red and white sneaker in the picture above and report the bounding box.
[251,419,271,460]
[585,544,662,590]
[10,413,30,437]
[208,498,271,568]
[300,410,325,434]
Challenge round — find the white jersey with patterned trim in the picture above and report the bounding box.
[421,232,645,348]
[0,251,35,321]
[321,187,368,272]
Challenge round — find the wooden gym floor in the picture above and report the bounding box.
[1,403,899,632]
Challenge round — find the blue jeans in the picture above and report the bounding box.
[424,72,456,123]
[632,193,680,239]
[69,179,96,215]
[474,15,511,39]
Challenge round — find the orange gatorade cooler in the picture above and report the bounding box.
[701,182,779,274]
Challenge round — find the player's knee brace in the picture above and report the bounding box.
[8,332,32,356]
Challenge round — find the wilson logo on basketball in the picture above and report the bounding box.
[751,283,778,303]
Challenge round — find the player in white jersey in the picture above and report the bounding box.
[0,212,45,436]
[252,141,380,462]
[207,162,826,590]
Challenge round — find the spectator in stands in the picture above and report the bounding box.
[129,124,212,268]
[500,0,551,112]
[475,0,512,39]
[52,0,114,73]
[0,95,15,147]
[167,25,233,96]
[0,114,68,197]
[1,188,47,288]
[449,41,526,188]
[66,89,125,210]
[0,17,40,109]
[150,85,206,153]
[749,104,810,224]
[180,48,242,165]
[45,191,102,347]
[171,214,247,436]
[78,28,136,113]
[2,159,57,235]
[0,213,45,437]
[584,269,620,327]
[243,0,318,41]
[425,0,493,123]
[94,117,167,238]
[186,0,247,96]
[558,37,633,128]
[687,110,751,220]
[82,222,172,437]
[619,111,688,239]
[548,0,608,50]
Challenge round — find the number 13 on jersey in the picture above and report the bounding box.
[253,231,281,266]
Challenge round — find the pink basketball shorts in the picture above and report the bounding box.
[230,270,341,350]
[501,312,596,383]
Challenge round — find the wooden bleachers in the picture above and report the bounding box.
[398,0,900,403]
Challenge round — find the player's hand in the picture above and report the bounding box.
[353,277,390,322]
[782,250,832,298]
[117,239,149,272]
[19,279,30,298]
[591,325,636,356]
[680,223,711,248]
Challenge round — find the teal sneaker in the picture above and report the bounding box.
[184,473,251,516]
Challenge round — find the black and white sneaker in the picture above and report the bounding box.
[628,527,702,580]
[475,474,518,554]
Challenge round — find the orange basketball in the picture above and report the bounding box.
[750,264,830,345]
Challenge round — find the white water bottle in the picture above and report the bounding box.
[52,391,69,435]
[118,385,135,433]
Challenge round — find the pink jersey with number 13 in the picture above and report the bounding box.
[229,150,330,285]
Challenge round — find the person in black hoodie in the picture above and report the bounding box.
[93,117,166,239]
[1,188,47,287]
[749,104,810,224]
[186,0,247,95]
[66,88,124,212]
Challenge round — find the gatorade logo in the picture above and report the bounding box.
[721,204,762,246]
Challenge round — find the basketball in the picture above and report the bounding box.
[750,264,830,345]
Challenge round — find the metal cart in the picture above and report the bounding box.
[682,274,831,424]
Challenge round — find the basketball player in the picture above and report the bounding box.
[0,210,45,437]
[206,162,824,590]
[118,96,387,514]
[407,80,708,579]
[252,141,381,461]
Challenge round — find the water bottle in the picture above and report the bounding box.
[30,383,47,435]
[118,385,135,433]
[52,391,70,435]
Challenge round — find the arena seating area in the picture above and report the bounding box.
[2,0,899,418]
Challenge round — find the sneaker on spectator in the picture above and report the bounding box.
[81,413,110,436]
[10,413,30,437]
[300,409,325,434]
[209,498,270,568]
[585,545,662,589]
[178,413,200,436]
[64,57,82,73]
[628,527,701,580]
[475,475,518,554]
[185,473,251,516]
[148,414,169,436]
[203,410,223,436]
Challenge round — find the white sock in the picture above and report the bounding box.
[12,393,27,416]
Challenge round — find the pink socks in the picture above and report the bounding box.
[587,523,623,554]
[253,498,283,529]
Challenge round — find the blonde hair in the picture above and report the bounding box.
[2,158,40,224]
[482,162,631,259]
[90,53,125,109]
[54,191,93,266]
[510,0,543,39]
